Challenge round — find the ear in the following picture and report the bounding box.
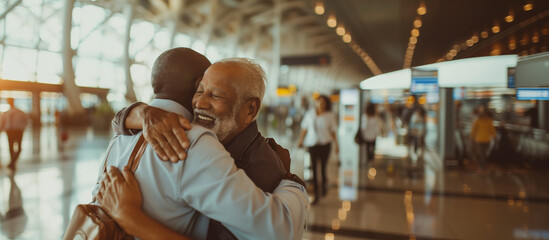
[245,97,261,124]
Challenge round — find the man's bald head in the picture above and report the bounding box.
[152,48,211,109]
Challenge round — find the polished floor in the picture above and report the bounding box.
[0,126,548,239]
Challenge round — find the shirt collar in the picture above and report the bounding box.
[224,121,259,161]
[149,99,193,121]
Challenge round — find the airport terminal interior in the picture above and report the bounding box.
[0,0,549,239]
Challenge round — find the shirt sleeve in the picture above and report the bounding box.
[179,132,309,240]
[111,102,143,135]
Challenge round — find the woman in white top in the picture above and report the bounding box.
[360,103,381,164]
[298,95,339,204]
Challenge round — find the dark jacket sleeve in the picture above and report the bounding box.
[111,102,143,135]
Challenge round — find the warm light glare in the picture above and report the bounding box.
[523,3,533,11]
[505,13,514,23]
[342,33,352,43]
[336,25,345,36]
[338,208,347,220]
[481,31,489,39]
[411,29,420,37]
[331,220,340,230]
[471,35,479,43]
[314,2,325,15]
[413,18,422,28]
[417,5,427,15]
[410,37,417,44]
[325,233,335,240]
[342,201,351,211]
[327,15,337,28]
[466,39,474,47]
[532,33,540,43]
[492,25,500,34]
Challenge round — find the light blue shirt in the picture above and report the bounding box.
[94,99,308,240]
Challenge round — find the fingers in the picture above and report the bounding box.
[107,166,124,182]
[166,129,186,162]
[172,127,189,160]
[147,137,169,161]
[179,116,191,130]
[122,166,138,186]
[157,135,179,162]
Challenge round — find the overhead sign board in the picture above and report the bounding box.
[411,76,438,93]
[516,88,549,100]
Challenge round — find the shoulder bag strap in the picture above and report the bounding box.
[126,135,147,172]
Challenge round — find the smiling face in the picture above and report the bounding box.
[192,63,244,144]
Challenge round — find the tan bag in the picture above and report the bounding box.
[63,135,147,240]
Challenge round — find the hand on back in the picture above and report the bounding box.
[141,106,191,162]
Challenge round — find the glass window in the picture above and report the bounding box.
[5,6,39,48]
[75,57,101,87]
[2,46,37,81]
[37,51,62,84]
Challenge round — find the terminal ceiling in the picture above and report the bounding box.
[90,0,549,86]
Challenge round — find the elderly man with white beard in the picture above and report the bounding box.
[105,57,306,239]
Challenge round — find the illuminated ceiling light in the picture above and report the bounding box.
[453,44,461,51]
[532,33,539,43]
[520,36,528,46]
[413,18,422,28]
[466,39,474,47]
[505,12,514,23]
[492,24,500,34]
[480,31,489,39]
[417,2,427,15]
[342,33,352,43]
[327,15,337,28]
[449,49,457,56]
[336,25,345,36]
[411,29,420,37]
[509,43,516,50]
[471,35,479,43]
[523,3,533,11]
[410,36,418,44]
[490,48,501,56]
[314,1,325,15]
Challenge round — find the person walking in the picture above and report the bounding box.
[471,105,496,170]
[0,98,29,170]
[298,95,339,204]
[408,106,426,161]
[356,103,381,166]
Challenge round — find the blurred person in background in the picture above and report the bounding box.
[408,106,427,161]
[0,98,29,170]
[471,105,496,170]
[298,95,338,204]
[0,172,27,239]
[356,102,382,166]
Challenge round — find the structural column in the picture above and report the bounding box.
[123,2,137,102]
[268,0,282,102]
[31,90,41,126]
[438,88,455,165]
[539,100,549,132]
[61,0,84,117]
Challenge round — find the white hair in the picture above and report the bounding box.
[215,57,266,120]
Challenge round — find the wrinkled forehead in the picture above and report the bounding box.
[202,63,244,90]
